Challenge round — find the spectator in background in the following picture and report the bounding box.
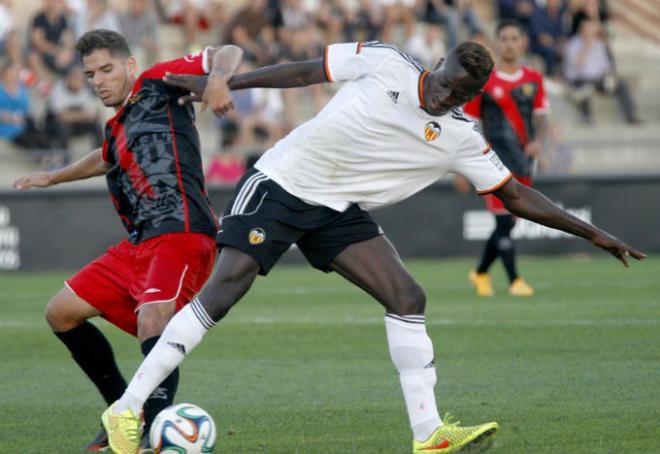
[381,0,415,43]
[405,22,446,69]
[0,60,52,153]
[424,0,483,49]
[316,0,351,44]
[45,65,103,156]
[224,0,272,64]
[528,0,566,75]
[0,0,22,65]
[569,0,608,37]
[563,19,639,124]
[74,0,121,39]
[28,0,76,78]
[120,0,160,67]
[352,0,384,42]
[498,0,536,27]
[154,0,216,52]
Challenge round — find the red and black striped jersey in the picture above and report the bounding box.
[463,66,549,177]
[102,50,218,244]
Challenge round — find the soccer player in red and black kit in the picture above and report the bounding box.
[13,30,243,452]
[463,20,550,297]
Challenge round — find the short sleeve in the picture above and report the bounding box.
[324,42,385,83]
[140,47,211,80]
[462,94,482,119]
[533,73,550,114]
[451,129,512,195]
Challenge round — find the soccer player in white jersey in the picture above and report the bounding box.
[102,41,645,454]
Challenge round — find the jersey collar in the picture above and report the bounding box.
[494,68,523,82]
[418,70,430,109]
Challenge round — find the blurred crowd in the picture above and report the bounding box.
[0,0,641,181]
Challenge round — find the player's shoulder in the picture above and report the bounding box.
[360,41,425,73]
[520,65,544,82]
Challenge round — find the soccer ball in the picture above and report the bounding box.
[149,403,217,453]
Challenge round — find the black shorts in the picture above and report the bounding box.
[216,169,382,275]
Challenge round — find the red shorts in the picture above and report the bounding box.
[66,233,217,336]
[485,175,532,214]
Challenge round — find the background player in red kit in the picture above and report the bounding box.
[13,29,243,452]
[463,19,550,297]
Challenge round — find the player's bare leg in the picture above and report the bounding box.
[46,288,129,451]
[329,236,498,453]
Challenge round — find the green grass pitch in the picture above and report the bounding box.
[1,256,659,453]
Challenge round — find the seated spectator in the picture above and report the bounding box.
[120,0,160,67]
[381,0,415,44]
[563,19,639,124]
[0,0,21,64]
[74,0,121,39]
[497,0,536,27]
[529,0,566,75]
[315,0,355,44]
[0,60,52,153]
[27,0,76,78]
[423,0,483,49]
[405,22,446,69]
[223,0,273,65]
[153,0,217,52]
[569,0,608,37]
[45,65,103,156]
[351,0,384,42]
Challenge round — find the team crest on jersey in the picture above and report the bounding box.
[522,83,535,97]
[424,121,441,141]
[128,94,142,104]
[248,228,266,245]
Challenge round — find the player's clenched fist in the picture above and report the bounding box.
[13,172,53,190]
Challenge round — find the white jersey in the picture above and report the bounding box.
[255,42,512,212]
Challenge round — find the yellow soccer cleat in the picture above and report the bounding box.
[413,415,498,453]
[101,402,143,454]
[469,270,494,297]
[509,277,535,297]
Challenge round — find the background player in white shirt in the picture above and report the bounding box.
[103,41,645,454]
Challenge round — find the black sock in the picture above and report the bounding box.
[476,229,499,273]
[494,215,519,283]
[141,336,180,432]
[54,321,127,405]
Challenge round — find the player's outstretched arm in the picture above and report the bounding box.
[12,148,109,190]
[200,45,244,116]
[164,59,327,107]
[494,178,647,267]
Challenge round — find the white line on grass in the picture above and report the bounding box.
[5,318,657,329]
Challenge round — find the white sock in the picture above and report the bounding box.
[385,314,442,442]
[115,298,215,413]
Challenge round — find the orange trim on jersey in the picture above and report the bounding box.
[356,42,364,54]
[477,173,513,195]
[418,70,429,108]
[323,46,333,82]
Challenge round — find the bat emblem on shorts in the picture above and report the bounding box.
[248,228,266,245]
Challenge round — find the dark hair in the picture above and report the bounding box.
[75,29,131,59]
[496,19,525,36]
[454,41,494,82]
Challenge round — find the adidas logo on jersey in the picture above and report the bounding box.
[387,90,400,104]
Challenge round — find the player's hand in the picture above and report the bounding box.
[201,74,234,116]
[590,232,646,267]
[163,73,207,105]
[524,140,543,157]
[13,172,53,190]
